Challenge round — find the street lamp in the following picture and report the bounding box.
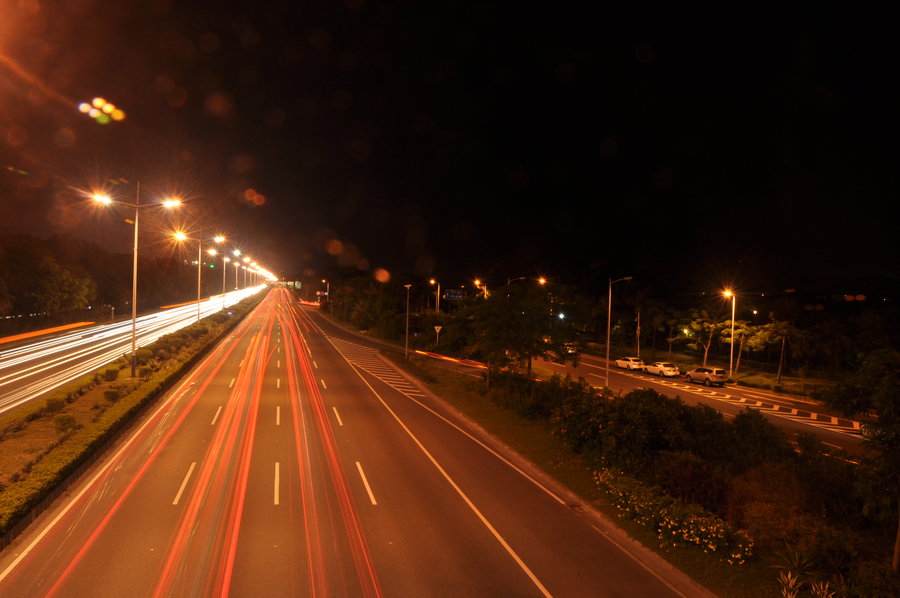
[605,276,633,388]
[474,279,489,298]
[723,289,736,380]
[173,231,225,321]
[232,249,241,289]
[430,278,441,313]
[221,256,230,307]
[404,284,412,359]
[92,184,180,377]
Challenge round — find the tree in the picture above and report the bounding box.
[470,281,578,383]
[686,310,725,366]
[722,320,757,376]
[819,350,900,571]
[754,317,799,384]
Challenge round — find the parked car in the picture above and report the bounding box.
[645,361,680,377]
[684,367,727,387]
[615,357,645,371]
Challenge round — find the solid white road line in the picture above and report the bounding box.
[355,461,377,505]
[274,462,281,506]
[172,462,197,505]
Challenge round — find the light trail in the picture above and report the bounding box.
[0,287,263,414]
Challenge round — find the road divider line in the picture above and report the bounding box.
[172,462,196,505]
[276,405,281,426]
[355,461,377,505]
[228,377,235,388]
[277,378,281,389]
[320,379,327,390]
[210,405,223,426]
[274,462,281,505]
[345,363,551,597]
[332,406,343,426]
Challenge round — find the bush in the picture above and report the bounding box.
[53,414,78,435]
[103,389,121,402]
[103,367,119,382]
[45,397,66,413]
[594,468,753,565]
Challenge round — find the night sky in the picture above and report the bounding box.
[1,2,897,295]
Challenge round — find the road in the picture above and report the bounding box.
[0,287,263,416]
[536,354,863,455]
[0,288,712,597]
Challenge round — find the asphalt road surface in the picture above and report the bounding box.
[0,288,713,597]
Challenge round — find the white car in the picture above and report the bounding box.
[615,357,645,371]
[645,361,680,377]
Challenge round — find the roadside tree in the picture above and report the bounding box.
[819,349,900,571]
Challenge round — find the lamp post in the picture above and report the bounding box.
[404,284,412,359]
[605,275,633,388]
[174,232,224,321]
[430,278,441,313]
[221,256,230,308]
[724,289,736,380]
[93,184,180,377]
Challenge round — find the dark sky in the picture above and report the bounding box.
[1,1,897,295]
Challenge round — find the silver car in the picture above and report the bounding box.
[615,357,645,371]
[645,361,679,377]
[685,367,727,387]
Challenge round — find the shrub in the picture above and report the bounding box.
[103,389,121,402]
[103,367,119,382]
[53,414,78,435]
[45,397,66,413]
[594,468,753,565]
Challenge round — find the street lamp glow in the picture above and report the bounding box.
[430,278,441,313]
[723,289,736,380]
[92,183,180,377]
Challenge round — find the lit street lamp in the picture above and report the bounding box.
[430,278,441,313]
[92,184,180,377]
[723,289,736,380]
[232,249,241,289]
[173,231,225,321]
[221,256,230,308]
[605,276,633,388]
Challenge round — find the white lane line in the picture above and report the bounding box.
[277,360,281,368]
[172,462,197,505]
[355,461,377,505]
[320,379,327,390]
[276,378,281,389]
[239,359,244,367]
[351,375,550,596]
[332,406,343,426]
[210,405,223,426]
[274,462,281,505]
[228,378,235,388]
[276,406,281,426]
[313,361,319,369]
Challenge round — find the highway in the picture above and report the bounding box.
[0,287,263,416]
[537,354,864,455]
[0,288,711,597]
